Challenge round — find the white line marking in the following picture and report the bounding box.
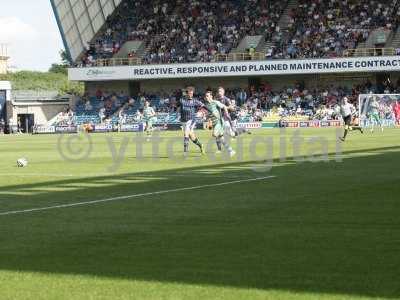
[0,173,80,177]
[0,176,276,216]
[0,173,251,179]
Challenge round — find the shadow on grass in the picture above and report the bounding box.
[0,145,400,298]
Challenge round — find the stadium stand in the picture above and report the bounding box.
[269,0,400,59]
[76,0,400,66]
[79,0,288,66]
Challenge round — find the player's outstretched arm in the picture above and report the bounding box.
[215,100,227,109]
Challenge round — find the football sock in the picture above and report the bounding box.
[220,136,233,152]
[184,137,189,152]
[191,137,202,149]
[216,137,222,151]
[343,129,348,139]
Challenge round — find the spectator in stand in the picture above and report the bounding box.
[236,88,247,105]
[127,97,135,107]
[247,95,259,112]
[99,107,106,123]
[85,100,93,111]
[95,89,103,100]
[118,107,127,125]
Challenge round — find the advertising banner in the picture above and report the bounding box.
[237,122,262,129]
[55,126,78,133]
[70,56,400,81]
[119,124,141,132]
[93,124,114,132]
[33,125,56,134]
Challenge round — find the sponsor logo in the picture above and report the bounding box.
[311,120,321,128]
[93,124,114,132]
[285,121,300,128]
[55,126,78,133]
[86,69,116,77]
[287,120,342,128]
[120,124,141,132]
[237,122,262,129]
[328,120,341,127]
[34,126,56,134]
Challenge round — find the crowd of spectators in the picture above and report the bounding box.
[142,0,287,64]
[78,0,400,66]
[80,0,287,66]
[267,0,400,59]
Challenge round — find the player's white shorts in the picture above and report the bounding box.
[231,119,238,128]
[182,120,197,136]
[224,119,235,137]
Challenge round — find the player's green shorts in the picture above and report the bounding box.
[370,113,380,123]
[212,120,224,137]
[145,117,156,128]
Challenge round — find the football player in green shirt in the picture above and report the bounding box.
[369,96,383,133]
[204,90,235,157]
[143,100,156,139]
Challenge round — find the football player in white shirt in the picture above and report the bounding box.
[339,97,363,142]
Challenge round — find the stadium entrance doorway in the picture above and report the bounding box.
[17,114,34,133]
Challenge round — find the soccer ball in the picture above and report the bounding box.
[17,158,28,168]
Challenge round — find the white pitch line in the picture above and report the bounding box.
[0,173,80,177]
[0,176,275,216]
[0,173,252,178]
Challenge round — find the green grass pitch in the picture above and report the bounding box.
[0,128,399,300]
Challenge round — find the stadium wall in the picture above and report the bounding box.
[7,103,69,127]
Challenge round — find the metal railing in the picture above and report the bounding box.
[81,48,399,68]
[92,57,143,67]
[214,52,265,62]
[343,47,396,57]
[87,52,265,67]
